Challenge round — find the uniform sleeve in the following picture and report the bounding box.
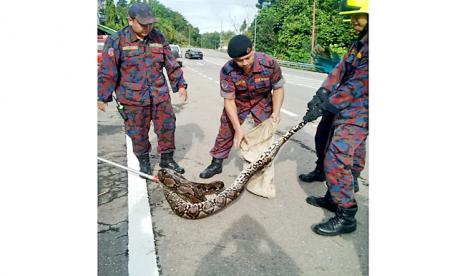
[163,41,186,93]
[327,54,368,111]
[98,36,120,102]
[270,59,285,89]
[219,69,235,99]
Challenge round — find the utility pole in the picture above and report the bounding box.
[310,0,316,64]
[254,17,257,48]
[188,28,191,47]
[219,20,223,50]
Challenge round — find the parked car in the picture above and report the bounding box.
[168,44,183,67]
[97,24,116,66]
[185,49,203,60]
[97,35,107,65]
[169,44,182,58]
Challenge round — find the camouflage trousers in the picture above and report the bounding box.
[210,105,272,159]
[325,124,367,208]
[123,99,176,157]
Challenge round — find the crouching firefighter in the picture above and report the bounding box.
[97,3,188,175]
[199,35,285,179]
[302,0,369,236]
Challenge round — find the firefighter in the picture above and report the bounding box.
[302,0,368,236]
[98,3,187,175]
[199,35,285,179]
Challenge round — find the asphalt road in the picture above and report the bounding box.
[98,48,369,276]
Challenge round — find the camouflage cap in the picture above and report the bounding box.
[128,3,157,25]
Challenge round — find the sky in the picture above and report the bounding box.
[157,0,258,34]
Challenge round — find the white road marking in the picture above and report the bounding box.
[185,66,197,73]
[283,73,325,82]
[215,80,219,84]
[285,81,320,89]
[196,62,204,66]
[202,58,225,67]
[281,108,298,117]
[207,77,213,81]
[126,135,159,276]
[282,72,324,89]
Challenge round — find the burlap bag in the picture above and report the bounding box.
[239,118,278,198]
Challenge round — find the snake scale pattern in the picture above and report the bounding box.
[158,121,307,219]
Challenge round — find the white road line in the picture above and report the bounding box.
[215,80,219,84]
[196,62,204,66]
[202,58,224,67]
[286,81,320,89]
[281,108,298,117]
[186,67,197,73]
[207,77,213,81]
[283,73,325,82]
[126,135,159,276]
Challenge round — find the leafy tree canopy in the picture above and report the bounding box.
[248,0,356,63]
[101,0,358,62]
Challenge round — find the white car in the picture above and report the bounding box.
[169,44,182,59]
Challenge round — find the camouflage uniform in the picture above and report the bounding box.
[98,26,186,157]
[209,52,285,159]
[322,32,369,208]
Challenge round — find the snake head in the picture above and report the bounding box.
[158,168,177,188]
[157,168,168,181]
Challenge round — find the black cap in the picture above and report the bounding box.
[128,3,157,25]
[227,35,253,58]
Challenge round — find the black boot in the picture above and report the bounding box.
[298,167,325,182]
[137,154,152,176]
[306,190,338,212]
[199,158,223,179]
[312,205,358,236]
[159,152,185,174]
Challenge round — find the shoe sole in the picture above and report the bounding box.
[311,224,357,236]
[199,169,222,179]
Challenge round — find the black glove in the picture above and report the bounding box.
[316,87,340,114]
[303,98,323,122]
[303,88,330,122]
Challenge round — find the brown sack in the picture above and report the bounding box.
[239,118,278,198]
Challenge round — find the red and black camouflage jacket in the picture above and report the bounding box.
[98,26,186,106]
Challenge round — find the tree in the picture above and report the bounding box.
[250,0,356,62]
[201,32,221,49]
[256,0,276,9]
[240,20,247,34]
[103,0,119,30]
[116,0,129,28]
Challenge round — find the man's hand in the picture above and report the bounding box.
[270,112,281,124]
[98,101,108,112]
[178,87,188,102]
[303,103,323,122]
[233,128,247,149]
[303,94,323,122]
[303,87,333,122]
